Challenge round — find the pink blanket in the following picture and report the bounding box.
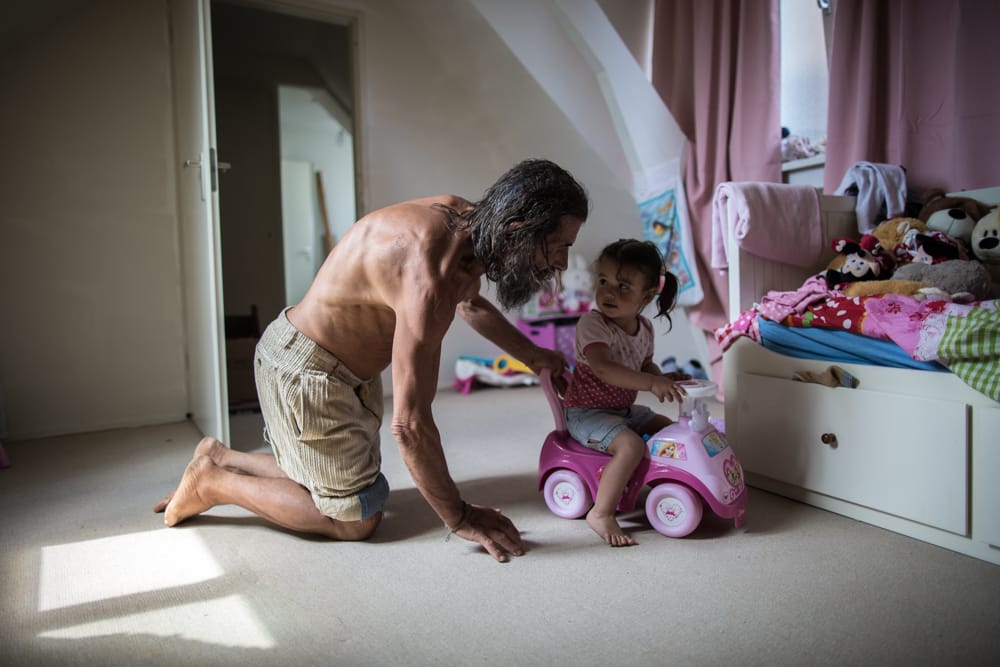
[711,182,823,270]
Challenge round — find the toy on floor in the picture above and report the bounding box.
[492,354,532,375]
[537,369,746,537]
[453,355,538,395]
[660,356,709,380]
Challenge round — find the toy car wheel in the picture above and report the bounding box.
[645,483,703,538]
[542,469,593,519]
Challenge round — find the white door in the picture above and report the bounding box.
[171,0,230,443]
[280,159,319,306]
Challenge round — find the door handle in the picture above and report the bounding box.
[183,150,230,193]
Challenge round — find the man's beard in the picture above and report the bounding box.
[494,259,556,311]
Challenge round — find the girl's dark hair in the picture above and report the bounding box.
[439,159,590,282]
[598,239,679,330]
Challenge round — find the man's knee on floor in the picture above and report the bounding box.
[333,511,382,541]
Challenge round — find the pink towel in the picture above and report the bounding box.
[711,182,823,269]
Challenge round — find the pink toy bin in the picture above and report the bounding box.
[537,369,747,538]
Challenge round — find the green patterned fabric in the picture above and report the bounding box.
[939,305,1000,401]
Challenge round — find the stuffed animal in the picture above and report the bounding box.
[822,237,889,290]
[910,231,970,263]
[869,217,925,266]
[869,216,967,266]
[918,188,993,246]
[971,208,1000,289]
[841,278,928,299]
[893,259,993,302]
[970,208,1000,265]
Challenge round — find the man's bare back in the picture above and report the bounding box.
[288,195,479,382]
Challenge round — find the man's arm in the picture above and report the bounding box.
[390,289,524,562]
[456,295,566,374]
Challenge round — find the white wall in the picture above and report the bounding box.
[0,1,188,441]
[0,0,699,441]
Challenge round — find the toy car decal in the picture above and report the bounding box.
[553,482,579,507]
[723,455,742,488]
[653,496,687,526]
[700,431,728,457]
[650,439,687,460]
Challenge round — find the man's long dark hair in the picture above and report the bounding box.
[439,159,589,309]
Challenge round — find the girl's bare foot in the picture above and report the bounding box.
[158,455,218,526]
[586,509,637,547]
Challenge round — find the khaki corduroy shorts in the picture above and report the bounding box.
[254,308,389,522]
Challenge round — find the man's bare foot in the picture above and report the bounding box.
[586,509,637,547]
[154,438,226,513]
[156,455,218,526]
[153,492,173,513]
[194,436,227,464]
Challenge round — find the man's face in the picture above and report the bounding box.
[494,215,583,310]
[535,215,584,273]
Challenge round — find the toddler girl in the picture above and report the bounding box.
[563,239,688,546]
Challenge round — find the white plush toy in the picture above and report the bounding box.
[970,207,1000,293]
[970,207,1000,265]
[560,254,593,313]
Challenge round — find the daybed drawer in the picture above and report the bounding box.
[734,373,969,535]
[973,404,1000,548]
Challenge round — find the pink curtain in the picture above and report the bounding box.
[650,0,781,388]
[824,0,1000,194]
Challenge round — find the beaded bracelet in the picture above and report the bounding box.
[444,501,471,542]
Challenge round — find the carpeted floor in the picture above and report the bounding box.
[2,385,999,666]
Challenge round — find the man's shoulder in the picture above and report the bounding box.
[361,196,471,232]
[394,194,471,212]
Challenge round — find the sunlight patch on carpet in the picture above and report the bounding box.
[38,529,223,611]
[37,594,275,648]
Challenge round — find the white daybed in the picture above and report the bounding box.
[721,187,1000,566]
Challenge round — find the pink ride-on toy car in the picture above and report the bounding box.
[537,369,747,538]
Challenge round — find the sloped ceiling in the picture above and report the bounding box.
[470,0,684,199]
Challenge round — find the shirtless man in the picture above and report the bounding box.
[155,159,589,563]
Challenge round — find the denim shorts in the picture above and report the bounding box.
[565,405,655,453]
[356,472,391,520]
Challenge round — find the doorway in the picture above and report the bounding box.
[209,0,358,409]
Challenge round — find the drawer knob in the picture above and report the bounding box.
[821,433,838,448]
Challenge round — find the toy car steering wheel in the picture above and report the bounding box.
[676,379,717,398]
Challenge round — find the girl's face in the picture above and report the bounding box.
[594,257,656,326]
